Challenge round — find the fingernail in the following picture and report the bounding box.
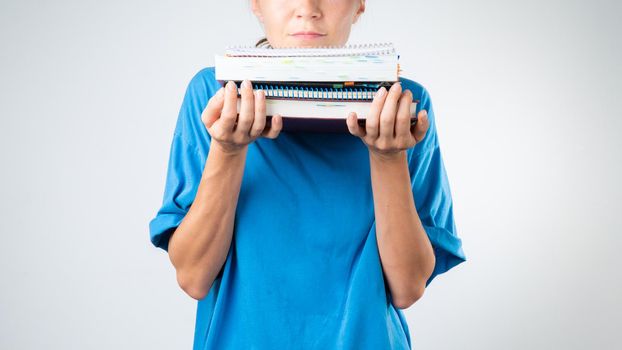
[376,87,386,98]
[242,79,251,89]
[227,81,236,91]
[255,89,264,98]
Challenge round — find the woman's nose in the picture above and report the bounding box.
[295,0,322,19]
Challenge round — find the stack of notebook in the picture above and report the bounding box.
[214,42,419,132]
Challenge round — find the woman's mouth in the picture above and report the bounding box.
[290,31,326,40]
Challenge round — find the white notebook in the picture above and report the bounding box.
[215,42,400,82]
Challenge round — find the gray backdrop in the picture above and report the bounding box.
[1,0,620,349]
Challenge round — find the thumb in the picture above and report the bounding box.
[201,88,225,128]
[412,110,429,143]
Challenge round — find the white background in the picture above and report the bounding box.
[1,0,620,349]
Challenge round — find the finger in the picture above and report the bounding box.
[235,79,255,135]
[346,112,365,137]
[201,88,225,128]
[379,82,401,139]
[262,114,283,139]
[219,80,239,132]
[366,86,387,140]
[395,89,414,141]
[411,110,429,143]
[250,89,267,138]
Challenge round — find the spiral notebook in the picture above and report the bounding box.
[214,42,419,132]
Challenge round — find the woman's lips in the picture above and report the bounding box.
[290,32,326,39]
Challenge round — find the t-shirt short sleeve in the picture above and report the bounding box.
[407,86,467,287]
[148,67,219,252]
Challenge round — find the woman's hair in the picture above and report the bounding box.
[255,37,272,48]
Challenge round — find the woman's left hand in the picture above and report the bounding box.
[346,82,429,160]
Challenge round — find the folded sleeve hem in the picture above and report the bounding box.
[149,212,185,252]
[424,225,467,287]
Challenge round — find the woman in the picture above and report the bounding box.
[149,0,466,348]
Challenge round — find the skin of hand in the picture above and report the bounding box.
[201,79,283,155]
[345,82,430,160]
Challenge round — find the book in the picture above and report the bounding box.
[214,42,419,132]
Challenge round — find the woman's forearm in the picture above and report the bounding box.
[168,142,248,300]
[370,150,435,309]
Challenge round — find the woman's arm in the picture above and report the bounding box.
[168,80,282,300]
[167,143,247,300]
[346,82,435,309]
[369,150,435,310]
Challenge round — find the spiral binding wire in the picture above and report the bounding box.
[247,83,379,101]
[225,42,396,57]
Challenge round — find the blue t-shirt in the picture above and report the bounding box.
[149,67,466,350]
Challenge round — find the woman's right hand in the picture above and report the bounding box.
[201,80,283,155]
